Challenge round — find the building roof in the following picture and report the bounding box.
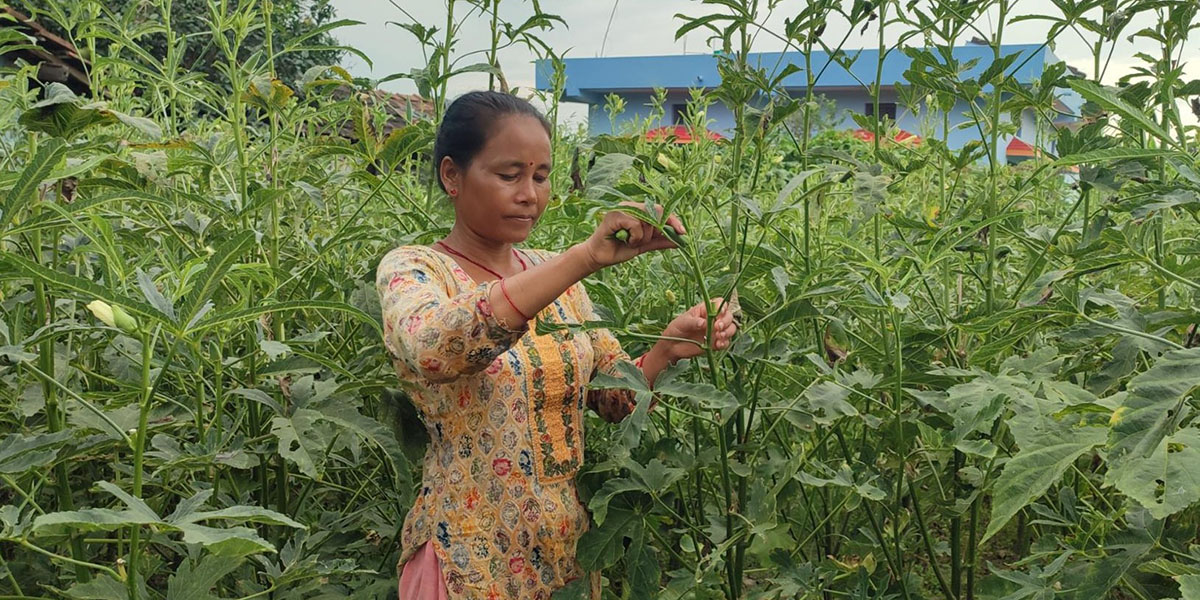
[329,85,434,140]
[536,44,1058,104]
[1,7,91,95]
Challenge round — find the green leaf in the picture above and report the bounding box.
[1019,269,1071,307]
[1178,574,1200,600]
[576,506,640,571]
[1109,427,1200,519]
[631,458,685,494]
[1068,80,1177,147]
[983,410,1106,542]
[1060,519,1157,600]
[0,253,174,326]
[1107,348,1200,468]
[803,380,858,426]
[1,138,66,234]
[136,268,176,320]
[33,507,161,534]
[5,190,172,238]
[625,525,660,592]
[63,574,131,600]
[175,523,276,557]
[654,379,738,422]
[271,409,326,479]
[0,430,73,474]
[550,577,592,600]
[259,339,291,360]
[1054,147,1178,166]
[188,300,382,338]
[586,153,636,190]
[316,403,414,492]
[587,478,643,526]
[19,84,116,139]
[182,506,305,530]
[109,109,163,140]
[166,554,244,600]
[183,231,256,324]
[589,359,651,394]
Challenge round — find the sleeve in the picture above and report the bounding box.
[574,282,638,423]
[376,247,528,384]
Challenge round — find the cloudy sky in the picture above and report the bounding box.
[328,1,1200,127]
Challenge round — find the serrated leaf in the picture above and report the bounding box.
[33,507,161,533]
[586,153,635,190]
[1179,574,1200,600]
[136,268,176,320]
[1,138,66,234]
[625,526,660,592]
[1109,427,1200,519]
[983,409,1106,542]
[166,489,214,524]
[175,523,275,557]
[183,231,255,323]
[259,339,291,360]
[316,404,414,494]
[110,109,163,140]
[63,574,130,599]
[271,409,326,479]
[1107,348,1200,467]
[576,506,639,571]
[654,379,738,422]
[188,300,381,338]
[0,253,173,325]
[0,430,73,474]
[1019,269,1071,307]
[587,478,643,526]
[803,380,857,425]
[1054,147,1178,166]
[166,554,244,600]
[183,505,305,529]
[1068,80,1176,147]
[550,577,591,600]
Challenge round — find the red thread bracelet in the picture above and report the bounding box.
[499,278,531,321]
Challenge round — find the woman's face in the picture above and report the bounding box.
[442,114,552,245]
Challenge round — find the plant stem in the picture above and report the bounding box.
[126,327,156,600]
[30,185,88,583]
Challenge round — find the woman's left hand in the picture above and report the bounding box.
[661,297,738,361]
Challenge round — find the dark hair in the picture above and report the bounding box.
[432,91,552,193]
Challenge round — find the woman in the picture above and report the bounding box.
[377,91,737,600]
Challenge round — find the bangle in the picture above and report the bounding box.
[499,278,532,321]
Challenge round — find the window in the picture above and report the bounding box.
[865,102,897,120]
[672,103,688,125]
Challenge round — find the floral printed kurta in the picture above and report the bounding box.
[376,245,636,600]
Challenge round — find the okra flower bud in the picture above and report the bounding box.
[87,300,140,334]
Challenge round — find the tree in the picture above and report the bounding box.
[15,0,344,90]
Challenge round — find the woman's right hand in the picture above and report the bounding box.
[581,203,686,270]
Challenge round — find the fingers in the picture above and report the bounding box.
[700,297,737,350]
[665,213,687,235]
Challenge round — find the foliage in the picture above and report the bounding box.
[2,0,1200,599]
[14,0,345,90]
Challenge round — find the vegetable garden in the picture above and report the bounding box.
[1,0,1199,598]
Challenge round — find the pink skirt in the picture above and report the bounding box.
[398,541,449,600]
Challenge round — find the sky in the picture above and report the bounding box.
[327,0,1200,128]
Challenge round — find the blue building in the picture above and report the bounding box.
[535,44,1080,163]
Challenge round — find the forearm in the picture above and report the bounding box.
[638,341,676,389]
[489,244,597,326]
